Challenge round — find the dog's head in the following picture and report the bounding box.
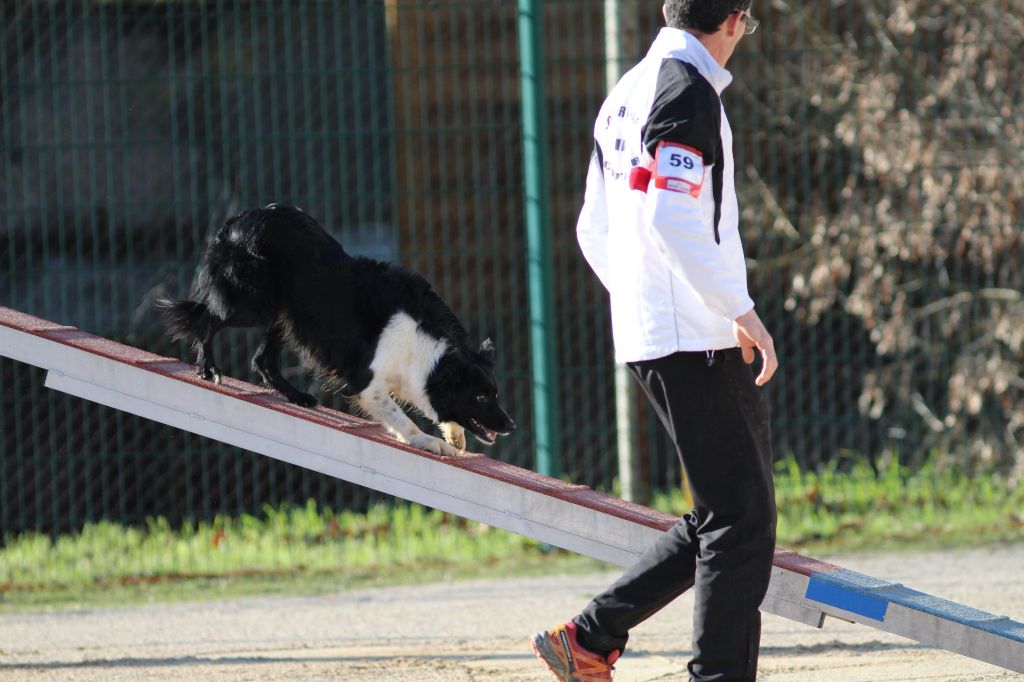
[427,338,516,445]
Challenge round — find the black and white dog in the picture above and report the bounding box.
[158,204,516,456]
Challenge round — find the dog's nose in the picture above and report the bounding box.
[504,418,517,433]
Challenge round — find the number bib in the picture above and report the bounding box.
[653,141,705,197]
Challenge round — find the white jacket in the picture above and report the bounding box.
[577,28,754,364]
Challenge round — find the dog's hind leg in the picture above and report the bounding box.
[252,325,318,407]
[195,319,223,385]
[357,387,462,457]
[157,298,225,384]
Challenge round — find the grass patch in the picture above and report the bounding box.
[2,458,1022,611]
[655,457,1024,553]
[0,501,604,612]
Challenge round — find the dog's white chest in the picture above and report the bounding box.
[368,312,447,420]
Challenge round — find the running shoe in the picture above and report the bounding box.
[531,620,620,681]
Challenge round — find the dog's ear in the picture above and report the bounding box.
[479,338,496,364]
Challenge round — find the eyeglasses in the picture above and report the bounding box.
[737,8,760,35]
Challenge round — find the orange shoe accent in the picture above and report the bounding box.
[531,621,620,681]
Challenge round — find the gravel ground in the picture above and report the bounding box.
[1,545,1022,681]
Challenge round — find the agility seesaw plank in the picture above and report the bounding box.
[0,305,1021,673]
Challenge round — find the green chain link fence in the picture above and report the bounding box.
[2,0,1022,534]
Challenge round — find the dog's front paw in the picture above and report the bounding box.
[288,392,318,408]
[439,422,466,451]
[409,433,462,457]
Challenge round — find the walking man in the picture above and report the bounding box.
[532,2,777,680]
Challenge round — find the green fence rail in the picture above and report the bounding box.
[2,0,1022,534]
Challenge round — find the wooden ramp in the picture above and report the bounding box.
[1,304,1021,673]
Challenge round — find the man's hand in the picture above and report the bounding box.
[733,308,777,386]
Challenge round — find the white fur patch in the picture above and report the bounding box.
[367,312,448,422]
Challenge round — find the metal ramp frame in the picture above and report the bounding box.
[0,304,1021,673]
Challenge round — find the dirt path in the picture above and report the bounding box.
[2,545,1022,681]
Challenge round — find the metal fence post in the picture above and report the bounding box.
[605,0,645,503]
[517,0,561,478]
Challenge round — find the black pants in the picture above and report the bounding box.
[573,349,776,682]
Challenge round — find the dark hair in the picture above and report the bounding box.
[663,0,752,34]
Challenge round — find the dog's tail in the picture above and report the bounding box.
[155,298,210,342]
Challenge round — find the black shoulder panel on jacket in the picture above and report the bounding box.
[641,59,721,162]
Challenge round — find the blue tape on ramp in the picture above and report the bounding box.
[877,587,1024,642]
[805,576,889,621]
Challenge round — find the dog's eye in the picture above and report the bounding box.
[476,394,489,403]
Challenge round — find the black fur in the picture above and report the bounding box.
[158,204,515,452]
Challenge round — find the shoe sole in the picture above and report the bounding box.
[531,631,574,681]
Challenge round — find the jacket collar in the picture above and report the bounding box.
[648,27,733,94]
